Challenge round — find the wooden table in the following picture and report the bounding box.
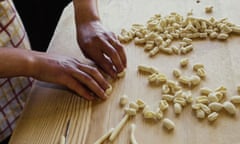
[9,0,240,143]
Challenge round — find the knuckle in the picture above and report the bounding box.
[110,32,116,38]
[82,74,94,83]
[65,79,78,90]
[88,67,99,74]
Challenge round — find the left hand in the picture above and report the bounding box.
[75,20,127,79]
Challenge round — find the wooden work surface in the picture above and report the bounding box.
[10,0,240,144]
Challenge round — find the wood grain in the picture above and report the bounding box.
[10,0,240,144]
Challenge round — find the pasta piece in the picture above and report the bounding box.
[105,85,113,95]
[223,101,237,115]
[94,128,114,144]
[180,58,189,67]
[117,69,126,78]
[205,6,213,13]
[119,94,129,106]
[208,102,223,112]
[163,118,175,130]
[138,65,159,74]
[109,115,130,142]
[208,112,219,122]
[130,124,138,144]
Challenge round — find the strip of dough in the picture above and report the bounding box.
[109,114,129,141]
[94,128,114,144]
[130,124,138,144]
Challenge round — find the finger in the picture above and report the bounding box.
[72,69,108,100]
[88,52,117,79]
[109,37,127,67]
[65,76,95,100]
[76,63,110,90]
[99,40,124,73]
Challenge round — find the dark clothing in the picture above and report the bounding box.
[13,0,72,51]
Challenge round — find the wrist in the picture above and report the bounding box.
[25,50,38,78]
[0,48,36,78]
[73,0,100,25]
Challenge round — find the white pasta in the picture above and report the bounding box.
[160,47,173,55]
[237,85,240,94]
[173,69,181,78]
[180,58,189,67]
[199,103,211,114]
[174,97,187,106]
[149,46,161,57]
[200,87,213,96]
[124,108,137,116]
[190,75,201,86]
[223,101,237,115]
[215,86,227,97]
[167,80,178,89]
[199,32,208,38]
[196,96,209,104]
[130,124,138,144]
[119,94,129,106]
[181,45,193,54]
[208,102,223,112]
[129,102,139,111]
[174,103,182,114]
[162,84,171,94]
[117,69,126,78]
[214,91,225,102]
[230,96,240,104]
[185,91,193,103]
[174,90,183,98]
[138,65,159,74]
[143,110,156,119]
[208,92,219,103]
[208,112,219,122]
[162,94,174,102]
[232,26,240,34]
[217,33,229,40]
[209,32,218,39]
[182,37,193,44]
[118,12,240,59]
[192,103,201,110]
[109,115,129,142]
[60,136,65,144]
[155,110,164,120]
[105,85,113,95]
[193,64,204,71]
[116,13,240,135]
[163,118,175,130]
[171,45,180,55]
[94,128,114,144]
[179,76,191,86]
[134,37,145,45]
[148,73,158,83]
[205,6,213,13]
[196,109,205,119]
[136,99,146,108]
[159,100,169,111]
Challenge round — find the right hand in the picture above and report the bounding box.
[30,52,110,100]
[75,20,127,79]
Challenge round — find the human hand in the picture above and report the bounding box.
[31,52,110,100]
[75,20,127,79]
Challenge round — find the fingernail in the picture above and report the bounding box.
[105,84,113,95]
[117,68,126,78]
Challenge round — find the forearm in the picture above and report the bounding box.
[73,0,100,24]
[0,48,35,78]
